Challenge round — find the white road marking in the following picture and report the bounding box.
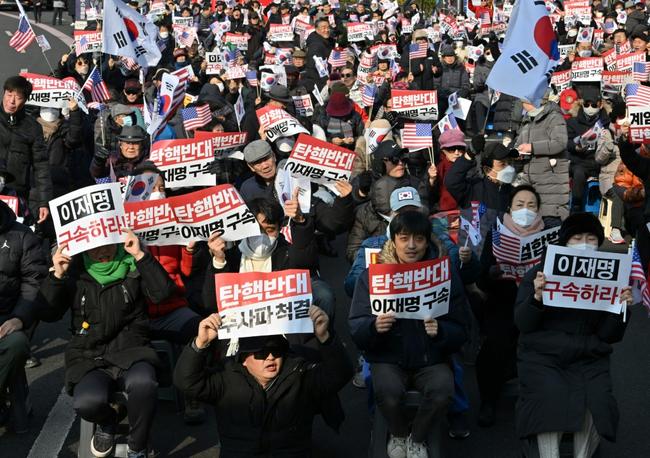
[4,30,12,37]
[26,389,77,458]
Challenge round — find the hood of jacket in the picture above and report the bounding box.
[370,176,399,216]
[0,200,16,233]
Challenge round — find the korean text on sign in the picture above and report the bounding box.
[214,269,314,339]
[369,258,452,320]
[149,137,217,188]
[284,133,356,185]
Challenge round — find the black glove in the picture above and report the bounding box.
[471,134,486,156]
[358,170,373,196]
[207,158,224,176]
[94,144,110,161]
[474,84,486,93]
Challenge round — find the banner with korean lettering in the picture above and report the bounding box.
[615,51,645,73]
[167,184,260,242]
[49,183,125,256]
[74,30,103,53]
[268,24,293,42]
[149,137,216,188]
[629,106,650,144]
[21,73,80,109]
[551,70,572,92]
[205,52,224,75]
[284,133,356,185]
[601,71,633,92]
[390,89,438,121]
[193,131,248,155]
[570,57,603,82]
[0,196,19,216]
[542,245,631,314]
[256,106,309,142]
[292,94,314,117]
[222,32,248,50]
[124,198,182,246]
[369,258,451,320]
[347,22,374,42]
[214,269,314,339]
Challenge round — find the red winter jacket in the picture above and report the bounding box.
[147,245,193,318]
[436,156,459,212]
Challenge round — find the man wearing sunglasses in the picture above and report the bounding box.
[173,305,353,457]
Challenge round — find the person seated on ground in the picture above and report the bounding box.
[90,125,149,181]
[39,231,174,458]
[172,306,353,458]
[349,210,469,458]
[475,185,547,428]
[0,200,47,428]
[514,212,633,458]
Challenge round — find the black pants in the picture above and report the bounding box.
[32,5,42,23]
[371,363,453,443]
[73,362,158,452]
[52,8,63,25]
[569,157,599,211]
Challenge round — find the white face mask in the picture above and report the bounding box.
[485,54,494,62]
[568,29,578,37]
[567,242,598,251]
[216,82,225,92]
[577,49,592,57]
[148,191,166,201]
[496,165,515,184]
[583,106,599,116]
[0,175,5,192]
[244,234,278,258]
[159,31,169,39]
[511,208,537,227]
[40,107,60,122]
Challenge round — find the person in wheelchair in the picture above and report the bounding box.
[348,211,469,458]
[39,231,174,458]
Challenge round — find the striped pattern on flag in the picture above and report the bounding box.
[632,61,650,83]
[492,223,520,263]
[631,241,650,313]
[402,123,433,150]
[408,42,427,59]
[181,104,212,131]
[177,27,196,47]
[625,83,650,107]
[361,83,377,107]
[82,67,111,103]
[246,70,258,87]
[10,15,35,53]
[328,48,348,68]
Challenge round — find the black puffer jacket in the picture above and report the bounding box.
[305,32,334,86]
[492,94,523,135]
[0,201,47,328]
[39,252,175,393]
[0,107,51,209]
[39,110,83,198]
[173,335,353,458]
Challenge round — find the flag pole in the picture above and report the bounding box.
[18,3,54,74]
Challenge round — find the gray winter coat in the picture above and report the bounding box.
[594,128,621,196]
[514,103,570,220]
[472,60,493,109]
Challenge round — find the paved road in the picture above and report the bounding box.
[0,13,649,455]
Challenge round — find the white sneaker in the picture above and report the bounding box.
[407,435,428,458]
[387,435,407,458]
[608,228,625,244]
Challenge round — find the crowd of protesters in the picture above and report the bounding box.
[1,0,650,457]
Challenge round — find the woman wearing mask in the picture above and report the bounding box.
[514,93,570,227]
[157,25,174,68]
[90,125,149,181]
[475,185,546,427]
[514,213,633,458]
[55,53,92,86]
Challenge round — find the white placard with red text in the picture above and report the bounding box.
[0,196,19,216]
[21,72,81,109]
[390,89,439,120]
[629,106,650,144]
[285,133,356,185]
[268,24,294,42]
[214,269,314,339]
[571,57,603,82]
[49,183,125,256]
[256,106,309,142]
[347,22,374,42]
[369,258,451,320]
[149,137,216,189]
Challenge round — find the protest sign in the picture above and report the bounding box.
[551,69,572,92]
[347,22,374,42]
[167,184,260,242]
[0,196,19,216]
[205,52,224,74]
[49,183,124,256]
[601,47,617,70]
[629,106,650,144]
[601,71,633,92]
[274,166,311,214]
[615,51,645,72]
[365,248,381,267]
[222,32,248,50]
[268,24,293,42]
[193,131,248,154]
[124,199,182,246]
[369,258,451,320]
[256,105,309,142]
[21,73,80,109]
[557,44,574,64]
[124,173,158,203]
[149,137,216,189]
[542,245,631,314]
[74,30,103,53]
[390,89,439,121]
[284,133,356,185]
[571,57,603,82]
[214,269,314,339]
[292,94,314,117]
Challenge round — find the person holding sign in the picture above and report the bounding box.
[173,305,353,457]
[514,213,633,458]
[349,211,468,458]
[38,230,175,458]
[475,185,547,427]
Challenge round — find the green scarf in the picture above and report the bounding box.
[83,245,137,286]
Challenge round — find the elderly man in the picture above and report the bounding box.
[90,125,149,180]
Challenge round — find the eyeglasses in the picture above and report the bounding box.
[384,156,404,165]
[252,347,287,360]
[342,73,354,78]
[583,101,599,108]
[76,60,89,66]
[125,89,140,95]
[445,147,466,153]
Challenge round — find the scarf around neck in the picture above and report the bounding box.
[503,212,545,237]
[83,245,137,286]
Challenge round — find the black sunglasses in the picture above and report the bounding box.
[253,347,287,360]
[383,155,404,165]
[125,89,140,95]
[583,101,599,108]
[342,73,354,77]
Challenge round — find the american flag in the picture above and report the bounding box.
[402,123,433,150]
[625,83,650,107]
[181,104,212,131]
[630,240,650,313]
[328,48,348,68]
[408,42,427,59]
[361,83,377,107]
[633,61,650,82]
[492,219,520,263]
[10,15,35,53]
[82,67,111,103]
[118,56,139,71]
[246,70,258,87]
[176,27,196,48]
[223,47,241,68]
